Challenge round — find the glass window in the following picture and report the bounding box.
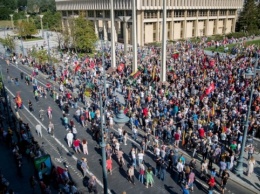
[88,11,94,17]
[105,11,110,18]
[174,10,184,17]
[187,10,196,17]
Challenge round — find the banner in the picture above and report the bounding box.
[34,154,52,179]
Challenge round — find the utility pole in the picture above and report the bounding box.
[161,0,167,82]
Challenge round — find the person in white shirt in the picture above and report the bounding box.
[137,150,144,166]
[132,126,138,141]
[176,160,184,183]
[66,131,74,147]
[118,127,123,143]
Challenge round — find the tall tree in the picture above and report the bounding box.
[16,20,38,38]
[1,0,18,10]
[0,35,15,52]
[71,16,98,52]
[236,0,258,32]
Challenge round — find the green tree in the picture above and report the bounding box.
[1,0,18,10]
[16,20,38,38]
[71,16,97,52]
[0,7,13,20]
[42,11,61,30]
[39,0,56,13]
[0,35,15,52]
[236,0,258,32]
[26,0,39,14]
[29,47,48,64]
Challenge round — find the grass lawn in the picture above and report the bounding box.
[23,36,43,42]
[204,39,260,53]
[0,20,12,28]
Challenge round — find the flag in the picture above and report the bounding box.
[74,64,81,72]
[182,131,186,146]
[211,104,215,116]
[203,69,207,80]
[152,65,156,80]
[90,61,95,69]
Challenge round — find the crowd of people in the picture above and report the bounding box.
[2,34,260,194]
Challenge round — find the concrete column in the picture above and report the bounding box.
[231,10,237,32]
[132,0,138,72]
[161,0,167,82]
[39,15,44,38]
[157,11,160,42]
[215,10,219,34]
[195,10,199,37]
[205,10,209,36]
[183,10,187,39]
[119,16,131,55]
[103,21,108,41]
[110,0,116,68]
[9,14,14,30]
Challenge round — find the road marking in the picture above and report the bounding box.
[5,86,112,194]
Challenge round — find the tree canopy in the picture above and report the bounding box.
[16,20,38,38]
[236,0,259,32]
[71,16,98,53]
[0,35,15,51]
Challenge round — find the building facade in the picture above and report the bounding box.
[55,0,244,46]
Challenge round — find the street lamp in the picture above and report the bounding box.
[39,15,44,38]
[46,31,51,66]
[9,14,14,30]
[99,35,108,194]
[118,16,131,56]
[234,53,258,176]
[26,14,30,22]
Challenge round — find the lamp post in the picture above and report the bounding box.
[99,35,108,194]
[132,0,138,72]
[9,14,14,30]
[110,0,116,68]
[46,32,51,66]
[118,16,131,56]
[26,14,30,22]
[161,0,167,82]
[39,15,44,38]
[234,53,259,176]
[20,37,25,57]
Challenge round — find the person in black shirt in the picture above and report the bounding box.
[221,169,230,194]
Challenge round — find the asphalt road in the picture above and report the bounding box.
[0,59,256,194]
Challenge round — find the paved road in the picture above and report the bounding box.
[0,59,256,194]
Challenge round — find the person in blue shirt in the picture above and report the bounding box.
[182,184,190,194]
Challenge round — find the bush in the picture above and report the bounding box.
[226,32,246,39]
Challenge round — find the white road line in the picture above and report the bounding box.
[5,86,112,194]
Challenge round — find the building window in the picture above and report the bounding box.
[168,22,171,30]
[68,11,72,16]
[187,10,196,17]
[144,11,157,19]
[73,10,79,15]
[229,10,236,15]
[88,11,94,17]
[105,11,110,18]
[115,11,124,17]
[96,10,103,18]
[167,11,172,18]
[174,10,184,17]
[210,10,217,16]
[153,33,156,41]
[126,10,132,17]
[168,31,170,39]
[199,10,207,17]
[62,11,67,17]
[219,10,226,16]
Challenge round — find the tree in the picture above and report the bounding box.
[0,35,15,52]
[26,0,39,14]
[236,0,258,32]
[16,20,38,38]
[29,47,48,64]
[0,7,13,20]
[1,0,18,10]
[71,16,98,53]
[42,11,62,30]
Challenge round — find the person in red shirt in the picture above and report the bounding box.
[73,138,81,154]
[198,127,205,139]
[142,107,148,117]
[208,175,216,194]
[174,132,180,147]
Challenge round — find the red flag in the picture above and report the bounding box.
[205,83,215,95]
[90,61,95,69]
[117,63,124,72]
[75,64,81,72]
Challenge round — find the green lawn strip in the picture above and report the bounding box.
[204,39,260,53]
